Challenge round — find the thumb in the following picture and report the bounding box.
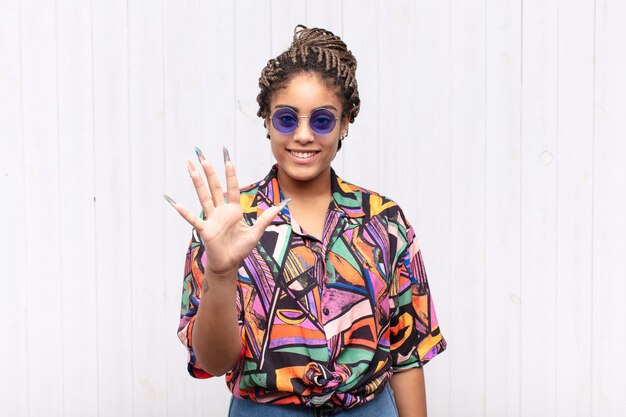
[249,198,291,240]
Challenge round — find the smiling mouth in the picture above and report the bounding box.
[289,150,319,159]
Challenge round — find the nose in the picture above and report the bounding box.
[292,118,315,144]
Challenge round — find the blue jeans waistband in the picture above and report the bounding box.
[228,384,399,417]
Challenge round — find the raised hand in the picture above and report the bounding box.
[164,146,289,278]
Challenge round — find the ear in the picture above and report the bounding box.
[264,117,271,139]
[340,114,350,136]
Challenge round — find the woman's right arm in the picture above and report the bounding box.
[191,268,241,375]
[166,147,288,376]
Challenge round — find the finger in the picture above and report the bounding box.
[163,195,204,232]
[186,159,214,217]
[224,150,240,205]
[199,158,225,207]
[250,198,291,240]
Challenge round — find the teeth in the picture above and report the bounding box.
[290,151,317,159]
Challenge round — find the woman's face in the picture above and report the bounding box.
[266,72,348,190]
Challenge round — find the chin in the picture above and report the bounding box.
[278,162,329,183]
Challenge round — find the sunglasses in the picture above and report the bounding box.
[270,107,338,135]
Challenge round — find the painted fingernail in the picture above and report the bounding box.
[195,146,206,162]
[186,159,194,176]
[163,194,177,207]
[277,198,291,211]
[223,146,230,164]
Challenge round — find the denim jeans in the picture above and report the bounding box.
[228,384,399,417]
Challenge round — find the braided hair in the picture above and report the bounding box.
[257,25,360,151]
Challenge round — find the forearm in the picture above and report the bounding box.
[390,367,427,417]
[191,268,242,376]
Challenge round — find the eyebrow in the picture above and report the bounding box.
[273,104,339,112]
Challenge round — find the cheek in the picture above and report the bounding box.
[270,137,284,158]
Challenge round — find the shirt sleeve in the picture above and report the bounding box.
[177,229,213,379]
[389,210,447,372]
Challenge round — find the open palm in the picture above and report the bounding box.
[165,148,288,277]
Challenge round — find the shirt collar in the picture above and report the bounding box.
[328,168,366,219]
[250,164,366,224]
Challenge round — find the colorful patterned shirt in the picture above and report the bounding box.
[178,164,446,412]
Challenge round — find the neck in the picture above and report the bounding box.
[276,167,332,201]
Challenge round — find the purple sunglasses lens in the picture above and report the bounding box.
[271,108,337,135]
[310,109,337,134]
[272,108,299,133]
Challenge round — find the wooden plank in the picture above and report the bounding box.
[411,1,452,414]
[592,1,626,416]
[554,1,595,417]
[56,0,99,415]
[448,0,486,415]
[0,0,28,415]
[342,0,379,191]
[270,0,306,55]
[92,1,133,414]
[377,0,415,204]
[520,0,559,416]
[484,1,522,416]
[20,0,64,414]
[127,0,167,415]
[197,0,237,184]
[161,0,205,412]
[306,0,343,35]
[163,0,235,414]
[235,0,272,184]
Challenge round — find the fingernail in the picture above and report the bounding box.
[195,146,206,161]
[186,159,194,176]
[163,194,177,207]
[277,198,291,211]
[223,146,230,164]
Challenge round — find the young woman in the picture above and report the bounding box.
[165,25,446,417]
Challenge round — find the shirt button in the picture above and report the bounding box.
[323,307,330,316]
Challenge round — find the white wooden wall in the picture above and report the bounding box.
[1,1,624,416]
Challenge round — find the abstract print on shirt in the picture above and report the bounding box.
[178,164,446,412]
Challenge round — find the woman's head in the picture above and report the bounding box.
[257,25,360,151]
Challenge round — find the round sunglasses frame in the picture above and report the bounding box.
[270,107,339,136]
